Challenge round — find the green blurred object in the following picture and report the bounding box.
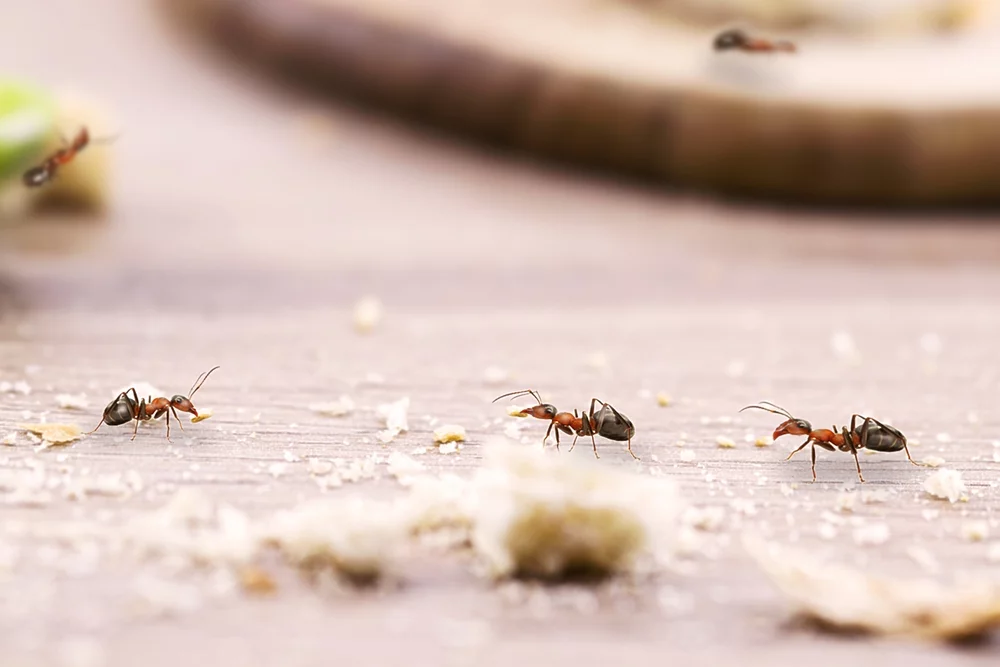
[0,79,57,183]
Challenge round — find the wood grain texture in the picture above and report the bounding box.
[160,0,1000,206]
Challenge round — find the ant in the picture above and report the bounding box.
[739,401,922,482]
[22,126,116,188]
[713,28,797,54]
[90,366,220,442]
[492,389,638,460]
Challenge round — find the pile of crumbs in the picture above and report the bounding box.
[923,468,967,503]
[745,536,1000,640]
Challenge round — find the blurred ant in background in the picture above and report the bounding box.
[493,389,638,460]
[22,126,117,187]
[713,28,797,54]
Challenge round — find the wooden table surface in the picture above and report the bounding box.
[2,2,1000,666]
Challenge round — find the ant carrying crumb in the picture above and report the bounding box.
[713,28,797,54]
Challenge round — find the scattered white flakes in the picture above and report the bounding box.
[309,396,354,417]
[715,436,736,449]
[906,545,941,575]
[55,394,89,410]
[725,360,746,378]
[261,496,405,582]
[306,459,334,476]
[190,409,213,423]
[835,492,857,512]
[682,506,725,531]
[817,523,838,540]
[935,433,952,443]
[988,542,1000,563]
[433,425,467,445]
[471,438,682,579]
[919,332,943,355]
[922,509,940,521]
[746,536,1000,640]
[656,392,672,407]
[132,576,203,617]
[754,436,773,448]
[438,442,459,455]
[583,351,608,371]
[962,521,990,542]
[376,397,410,443]
[679,450,696,463]
[482,366,509,386]
[921,455,946,468]
[267,463,287,479]
[352,295,383,334]
[410,446,428,456]
[923,469,967,503]
[283,451,300,463]
[853,523,891,546]
[1,432,15,446]
[386,452,425,485]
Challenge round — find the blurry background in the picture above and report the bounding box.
[2,1,1000,665]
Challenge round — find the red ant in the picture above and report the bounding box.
[739,401,922,482]
[90,366,220,442]
[493,389,638,460]
[22,127,116,188]
[713,29,797,54]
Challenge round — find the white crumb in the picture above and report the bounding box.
[267,463,286,479]
[386,452,425,485]
[656,392,672,407]
[471,438,682,579]
[679,450,696,463]
[353,296,383,334]
[309,396,354,417]
[1,432,15,446]
[745,536,1000,640]
[853,523,891,546]
[433,425,467,444]
[438,442,459,455]
[482,366,509,385]
[410,446,428,456]
[376,397,410,443]
[55,394,89,410]
[923,469,967,503]
[283,451,300,463]
[922,509,940,521]
[754,436,773,447]
[921,455,946,468]
[962,521,990,542]
[333,455,381,483]
[715,436,736,449]
[306,459,334,476]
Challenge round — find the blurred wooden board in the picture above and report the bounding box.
[165,0,1000,206]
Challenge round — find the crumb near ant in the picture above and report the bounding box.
[239,566,277,595]
[924,469,967,503]
[656,392,672,407]
[191,409,213,423]
[433,425,467,444]
[716,436,736,449]
[18,422,82,446]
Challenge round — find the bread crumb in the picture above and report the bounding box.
[306,459,334,476]
[190,409,213,423]
[18,423,81,446]
[656,392,672,407]
[2,432,15,446]
[471,439,681,579]
[919,455,945,467]
[853,522,891,546]
[746,536,1000,640]
[267,463,286,478]
[239,566,277,595]
[962,521,990,542]
[716,436,736,449]
[376,397,409,443]
[507,406,529,418]
[353,296,383,334]
[754,436,773,447]
[438,442,459,455]
[924,469,967,503]
[309,396,354,417]
[433,425,467,444]
[55,394,88,410]
[679,450,696,463]
[386,452,425,485]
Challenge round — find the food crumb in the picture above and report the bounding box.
[56,394,89,410]
[754,436,773,447]
[353,296,383,334]
[18,423,82,446]
[1,432,15,446]
[922,509,940,521]
[923,469,967,503]
[921,455,946,468]
[679,450,696,463]
[716,436,736,449]
[309,396,355,417]
[433,425,467,444]
[438,442,459,455]
[656,392,672,407]
[962,521,990,542]
[376,397,410,443]
[239,566,277,595]
[306,459,334,476]
[267,463,287,479]
[817,523,837,540]
[191,409,213,423]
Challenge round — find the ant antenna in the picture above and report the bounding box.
[739,402,794,419]
[492,389,543,405]
[188,365,220,398]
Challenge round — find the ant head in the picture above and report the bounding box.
[22,166,49,187]
[773,418,811,440]
[523,404,557,420]
[170,395,198,417]
[714,29,748,51]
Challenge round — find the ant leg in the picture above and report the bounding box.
[554,426,560,452]
[784,439,811,461]
[542,421,554,448]
[626,434,638,461]
[89,417,105,434]
[164,409,172,442]
[131,416,139,441]
[810,442,817,481]
[903,441,923,467]
[172,407,186,432]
